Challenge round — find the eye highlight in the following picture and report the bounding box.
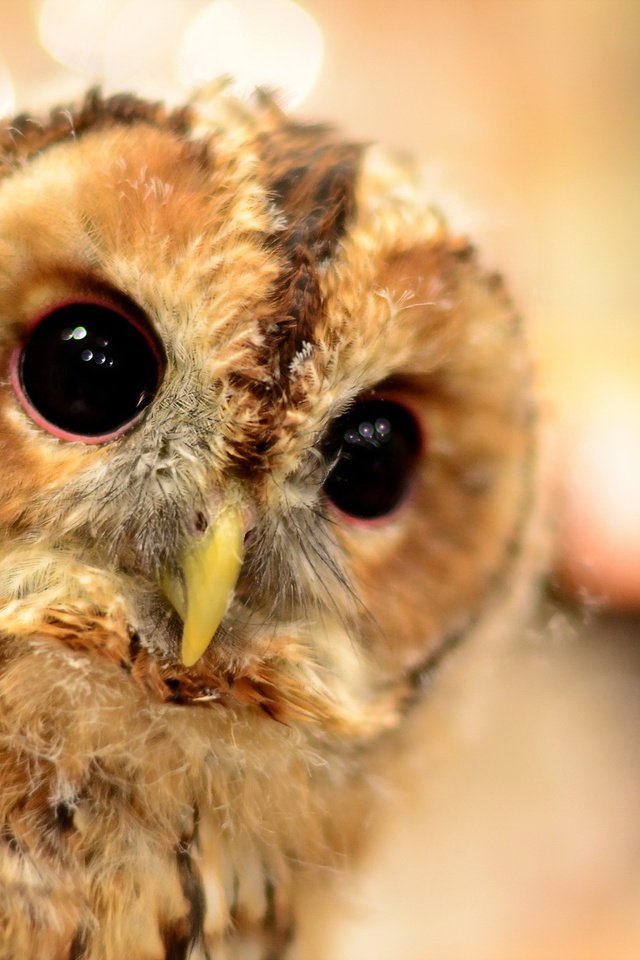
[321,396,423,520]
[10,300,164,443]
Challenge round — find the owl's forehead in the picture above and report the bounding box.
[0,123,281,341]
[0,97,450,474]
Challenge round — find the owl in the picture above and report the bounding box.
[0,87,540,959]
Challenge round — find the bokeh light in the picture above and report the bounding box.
[36,0,323,107]
[0,57,15,118]
[176,0,324,107]
[559,382,640,609]
[102,0,194,98]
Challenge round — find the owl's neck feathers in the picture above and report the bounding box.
[0,540,403,949]
[0,541,406,743]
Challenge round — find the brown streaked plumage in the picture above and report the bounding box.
[0,86,542,958]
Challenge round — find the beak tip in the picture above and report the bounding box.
[181,649,201,668]
[180,625,217,667]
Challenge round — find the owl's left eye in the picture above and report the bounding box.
[321,396,423,520]
[10,300,164,443]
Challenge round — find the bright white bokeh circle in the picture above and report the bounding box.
[36,0,323,107]
[176,0,324,107]
[102,0,194,96]
[37,0,125,76]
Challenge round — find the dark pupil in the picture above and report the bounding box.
[19,303,161,437]
[322,398,422,519]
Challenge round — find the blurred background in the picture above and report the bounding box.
[1,3,639,957]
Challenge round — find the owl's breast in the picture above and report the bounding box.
[0,618,366,955]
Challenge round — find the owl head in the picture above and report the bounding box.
[0,88,538,742]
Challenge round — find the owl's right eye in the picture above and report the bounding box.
[10,300,164,443]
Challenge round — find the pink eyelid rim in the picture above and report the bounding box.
[9,297,163,445]
[324,391,426,528]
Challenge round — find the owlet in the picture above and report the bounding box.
[0,87,539,959]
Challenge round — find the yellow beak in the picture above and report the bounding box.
[161,505,245,667]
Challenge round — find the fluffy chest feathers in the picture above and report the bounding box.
[0,88,539,958]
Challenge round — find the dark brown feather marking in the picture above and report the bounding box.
[160,834,208,960]
[255,118,363,379]
[51,800,76,834]
[0,823,22,856]
[262,875,295,960]
[68,928,88,960]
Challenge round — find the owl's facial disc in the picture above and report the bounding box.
[161,503,245,666]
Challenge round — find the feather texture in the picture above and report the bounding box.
[0,87,541,958]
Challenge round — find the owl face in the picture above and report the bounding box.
[0,91,535,738]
